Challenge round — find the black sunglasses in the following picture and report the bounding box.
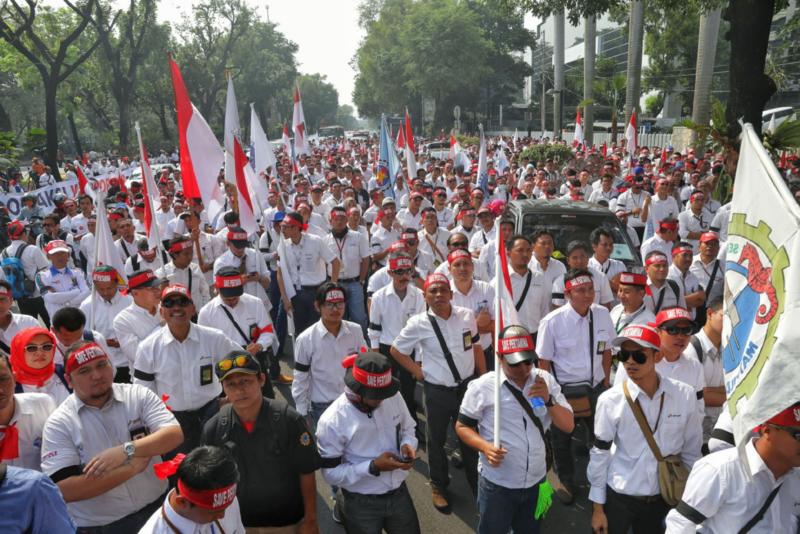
[162,297,192,308]
[618,349,648,364]
[664,325,693,336]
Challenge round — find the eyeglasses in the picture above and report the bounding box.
[216,355,252,373]
[162,297,192,308]
[25,343,54,353]
[508,359,534,368]
[391,269,413,276]
[617,349,648,364]
[770,424,800,442]
[664,325,693,336]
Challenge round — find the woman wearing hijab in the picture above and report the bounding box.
[10,327,71,405]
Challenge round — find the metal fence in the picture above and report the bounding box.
[486,130,675,149]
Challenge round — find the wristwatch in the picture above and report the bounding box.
[544,397,555,408]
[122,441,136,462]
[368,460,380,477]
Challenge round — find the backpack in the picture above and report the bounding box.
[1,244,34,299]
[689,335,705,364]
[214,399,290,457]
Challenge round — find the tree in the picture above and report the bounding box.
[624,0,644,121]
[584,15,596,144]
[691,8,723,128]
[0,0,107,179]
[297,74,338,130]
[88,0,157,151]
[336,105,358,130]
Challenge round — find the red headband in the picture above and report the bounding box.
[282,217,307,231]
[352,365,393,388]
[389,256,414,271]
[498,335,534,354]
[424,273,450,290]
[565,275,593,291]
[152,454,237,511]
[325,289,345,303]
[227,231,249,241]
[766,404,800,427]
[619,272,647,286]
[65,343,109,375]
[128,271,156,289]
[215,275,243,289]
[659,221,679,231]
[400,232,417,242]
[456,209,475,221]
[92,269,118,283]
[447,248,472,265]
[169,240,193,254]
[672,246,693,257]
[645,254,668,267]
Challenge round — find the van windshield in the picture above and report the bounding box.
[521,212,640,266]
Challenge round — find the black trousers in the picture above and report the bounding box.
[423,381,478,496]
[380,343,417,424]
[113,366,131,384]
[75,492,164,533]
[168,398,220,457]
[604,486,669,534]
[550,383,604,485]
[18,296,50,328]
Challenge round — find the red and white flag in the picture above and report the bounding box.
[224,76,241,186]
[404,109,417,181]
[626,110,637,158]
[232,136,258,235]
[75,164,90,195]
[292,85,308,156]
[448,134,460,161]
[282,124,292,157]
[134,122,163,255]
[396,124,405,149]
[573,110,584,147]
[168,57,225,224]
[494,224,519,331]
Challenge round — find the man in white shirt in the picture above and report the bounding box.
[396,191,425,230]
[610,272,655,334]
[292,283,366,428]
[133,284,241,454]
[469,207,495,257]
[536,269,615,503]
[689,231,724,305]
[158,237,211,310]
[647,178,680,232]
[677,191,711,252]
[114,217,144,264]
[641,218,679,260]
[664,403,800,534]
[502,234,548,337]
[316,351,420,533]
[79,266,132,382]
[0,280,39,353]
[369,198,401,267]
[457,324,574,534]
[417,207,451,268]
[551,241,615,310]
[589,227,626,294]
[4,220,51,326]
[112,270,164,370]
[589,324,702,534]
[644,251,686,314]
[36,240,90,322]
[615,177,650,241]
[213,227,271,307]
[140,445,245,534]
[391,273,486,511]
[41,342,184,531]
[668,242,705,320]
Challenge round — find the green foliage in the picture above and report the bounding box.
[644,94,663,116]
[0,132,20,168]
[298,74,338,131]
[335,105,358,130]
[456,135,480,146]
[763,118,800,157]
[25,127,46,155]
[520,143,573,164]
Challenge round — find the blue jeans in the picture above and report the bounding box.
[342,280,367,336]
[477,476,541,534]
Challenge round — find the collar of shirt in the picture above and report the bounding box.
[75,383,125,412]
[695,329,719,360]
[565,304,592,326]
[312,319,349,341]
[49,266,72,276]
[162,493,206,532]
[163,324,200,345]
[11,393,36,423]
[624,373,668,402]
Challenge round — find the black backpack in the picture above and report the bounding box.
[213,399,290,457]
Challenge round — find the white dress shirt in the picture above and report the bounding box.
[417,227,451,266]
[369,225,401,266]
[213,249,270,303]
[368,284,426,348]
[451,280,495,350]
[133,324,241,412]
[551,267,614,307]
[115,235,142,263]
[291,320,367,416]
[588,256,626,281]
[317,391,417,494]
[644,279,687,314]
[112,302,162,368]
[640,234,674,260]
[664,438,800,533]
[0,313,40,351]
[678,209,710,252]
[683,329,723,440]
[41,384,179,527]
[157,262,211,309]
[501,267,548,334]
[4,393,56,470]
[459,368,570,489]
[536,303,615,387]
[197,294,277,353]
[469,226,494,254]
[396,208,423,230]
[324,229,369,280]
[393,306,479,387]
[79,292,133,369]
[668,264,702,318]
[35,265,90,319]
[609,303,655,334]
[138,493,245,534]
[273,234,335,288]
[690,255,725,303]
[587,375,703,504]
[614,355,706,415]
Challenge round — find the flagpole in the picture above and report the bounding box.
[493,221,502,448]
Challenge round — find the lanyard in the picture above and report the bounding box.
[334,233,347,259]
[615,306,644,333]
[636,392,666,433]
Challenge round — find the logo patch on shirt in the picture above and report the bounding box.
[299,431,311,447]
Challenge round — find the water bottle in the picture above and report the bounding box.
[529,396,547,417]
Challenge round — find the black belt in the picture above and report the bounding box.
[299,284,320,291]
[339,277,360,283]
[630,494,664,503]
[424,380,470,392]
[342,482,406,499]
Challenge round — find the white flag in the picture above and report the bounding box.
[134,123,163,257]
[224,76,241,186]
[723,123,800,443]
[250,104,277,179]
[93,191,128,284]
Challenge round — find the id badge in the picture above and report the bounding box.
[200,364,213,386]
[129,426,149,441]
[596,341,606,355]
[462,331,473,351]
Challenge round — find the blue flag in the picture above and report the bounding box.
[377,114,396,198]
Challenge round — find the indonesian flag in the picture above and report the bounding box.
[232,136,258,235]
[76,164,89,195]
[224,76,241,186]
[495,223,519,330]
[601,142,608,157]
[396,124,405,149]
[282,124,292,157]
[292,85,308,156]
[134,122,163,254]
[168,57,225,223]
[448,134,460,160]
[404,109,417,181]
[626,110,637,157]
[573,110,584,147]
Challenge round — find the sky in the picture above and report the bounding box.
[158,0,364,111]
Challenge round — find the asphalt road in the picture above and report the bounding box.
[274,351,594,534]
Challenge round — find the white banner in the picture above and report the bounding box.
[722,123,800,443]
[0,179,80,218]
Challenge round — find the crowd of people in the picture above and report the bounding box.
[0,133,798,534]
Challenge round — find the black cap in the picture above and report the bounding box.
[215,350,261,381]
[343,351,400,400]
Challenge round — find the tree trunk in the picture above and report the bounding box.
[691,8,722,129]
[157,97,171,141]
[68,111,82,156]
[724,0,776,140]
[624,0,645,122]
[118,90,131,152]
[44,79,62,181]
[553,9,565,139]
[584,15,596,146]
[0,101,11,132]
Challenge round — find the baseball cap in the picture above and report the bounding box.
[161,283,192,302]
[215,267,244,298]
[700,231,720,243]
[381,197,396,207]
[611,324,661,350]
[128,269,164,290]
[342,351,400,400]
[497,325,537,365]
[618,272,647,287]
[45,240,71,255]
[226,227,250,248]
[654,307,694,328]
[7,220,26,239]
[215,350,261,381]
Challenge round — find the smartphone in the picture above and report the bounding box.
[395,455,413,464]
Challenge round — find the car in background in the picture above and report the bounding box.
[347,130,372,141]
[127,163,179,186]
[318,125,345,139]
[423,140,450,160]
[508,198,642,270]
